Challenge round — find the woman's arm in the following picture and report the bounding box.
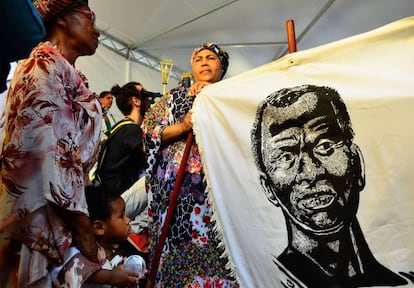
[56,207,101,264]
[161,111,192,145]
[161,81,211,144]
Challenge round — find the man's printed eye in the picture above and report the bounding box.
[314,139,343,156]
[278,152,295,163]
[269,149,296,171]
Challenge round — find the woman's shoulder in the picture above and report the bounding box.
[24,41,73,76]
[170,85,194,104]
[170,85,186,93]
[31,42,62,60]
[169,86,187,97]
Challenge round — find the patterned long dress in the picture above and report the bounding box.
[142,86,236,287]
[0,41,102,287]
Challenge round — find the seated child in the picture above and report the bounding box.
[52,185,146,287]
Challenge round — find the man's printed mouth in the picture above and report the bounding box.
[298,189,336,210]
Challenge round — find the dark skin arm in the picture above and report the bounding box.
[161,81,212,145]
[87,265,142,286]
[54,205,100,263]
[161,111,193,145]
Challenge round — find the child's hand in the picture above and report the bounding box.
[112,264,144,287]
[86,266,143,287]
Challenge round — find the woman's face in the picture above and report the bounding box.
[191,49,223,83]
[64,5,100,57]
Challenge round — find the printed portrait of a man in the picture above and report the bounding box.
[250,84,409,287]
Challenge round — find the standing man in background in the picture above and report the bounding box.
[95,82,153,255]
[99,90,117,138]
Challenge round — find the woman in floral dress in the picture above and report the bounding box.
[142,43,237,287]
[0,0,134,286]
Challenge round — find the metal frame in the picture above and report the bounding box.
[97,0,336,79]
[98,32,184,80]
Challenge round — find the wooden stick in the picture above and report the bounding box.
[286,19,297,53]
[147,132,194,287]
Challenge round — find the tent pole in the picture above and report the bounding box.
[125,57,131,82]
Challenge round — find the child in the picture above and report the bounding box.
[52,185,146,287]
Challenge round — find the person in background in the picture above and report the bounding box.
[142,42,237,287]
[96,82,153,253]
[129,82,163,105]
[52,185,146,287]
[99,90,117,138]
[0,0,105,286]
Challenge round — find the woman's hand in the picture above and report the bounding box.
[75,229,100,263]
[188,81,210,96]
[56,206,101,264]
[182,111,193,132]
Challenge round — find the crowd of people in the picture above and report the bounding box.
[0,0,236,287]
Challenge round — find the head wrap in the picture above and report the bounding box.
[35,0,88,23]
[191,42,230,79]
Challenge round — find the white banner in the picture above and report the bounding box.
[193,17,414,287]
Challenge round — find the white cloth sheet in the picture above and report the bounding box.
[193,17,414,287]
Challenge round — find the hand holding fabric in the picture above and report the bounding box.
[187,81,210,96]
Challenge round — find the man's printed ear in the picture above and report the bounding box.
[350,143,365,192]
[259,172,280,207]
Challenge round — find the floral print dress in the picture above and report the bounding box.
[142,86,236,288]
[0,42,102,286]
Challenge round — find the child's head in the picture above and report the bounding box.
[85,185,131,244]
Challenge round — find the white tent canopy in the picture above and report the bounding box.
[77,0,414,120]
